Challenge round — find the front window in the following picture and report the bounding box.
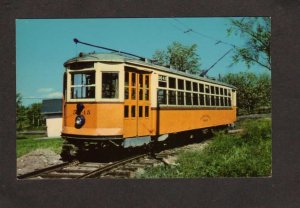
[102,72,119,99]
[71,71,95,99]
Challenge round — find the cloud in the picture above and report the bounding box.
[37,88,54,93]
[47,92,63,98]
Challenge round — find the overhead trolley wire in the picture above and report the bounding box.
[171,18,240,75]
[172,18,237,48]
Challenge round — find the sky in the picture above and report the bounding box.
[16,18,270,106]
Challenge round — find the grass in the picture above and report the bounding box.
[16,134,64,158]
[139,118,272,178]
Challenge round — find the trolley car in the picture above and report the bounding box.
[61,51,237,160]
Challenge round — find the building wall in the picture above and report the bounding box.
[46,115,62,137]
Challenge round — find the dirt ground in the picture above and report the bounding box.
[17,149,63,176]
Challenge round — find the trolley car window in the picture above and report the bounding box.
[139,74,143,88]
[169,77,176,89]
[125,71,129,86]
[159,81,167,88]
[211,86,215,94]
[193,82,198,92]
[145,75,149,100]
[220,88,224,95]
[72,72,95,85]
[145,89,149,100]
[124,105,129,118]
[186,81,191,91]
[220,97,224,106]
[224,97,228,106]
[186,92,192,105]
[199,84,204,92]
[131,106,136,117]
[102,72,119,99]
[200,94,205,105]
[216,87,219,95]
[178,91,184,105]
[71,87,95,99]
[139,106,143,117]
[211,95,215,106]
[145,106,149,117]
[139,89,143,100]
[193,93,199,105]
[205,85,210,93]
[131,88,136,100]
[158,75,167,87]
[131,73,136,86]
[178,79,184,90]
[145,75,149,88]
[157,89,167,104]
[70,72,95,99]
[224,88,227,96]
[206,95,211,106]
[125,88,129,99]
[168,90,176,105]
[125,71,129,100]
[216,96,220,106]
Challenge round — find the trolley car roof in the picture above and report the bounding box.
[64,52,236,89]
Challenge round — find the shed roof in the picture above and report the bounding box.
[41,99,62,115]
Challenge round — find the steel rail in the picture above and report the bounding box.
[17,160,80,179]
[77,154,148,179]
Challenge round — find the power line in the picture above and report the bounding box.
[170,18,244,75]
[172,18,237,48]
[23,97,45,99]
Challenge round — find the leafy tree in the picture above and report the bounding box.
[27,103,44,128]
[152,42,201,74]
[16,93,29,130]
[221,72,271,114]
[227,17,271,71]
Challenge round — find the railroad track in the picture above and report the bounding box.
[17,153,161,179]
[18,131,219,180]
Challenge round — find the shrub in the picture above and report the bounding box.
[139,118,271,178]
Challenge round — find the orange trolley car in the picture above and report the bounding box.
[61,51,237,160]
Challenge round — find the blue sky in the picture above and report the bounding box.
[16,18,270,106]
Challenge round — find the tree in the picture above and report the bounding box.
[221,72,271,114]
[152,42,201,74]
[27,103,44,128]
[16,93,29,130]
[227,17,271,71]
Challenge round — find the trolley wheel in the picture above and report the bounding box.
[60,142,79,161]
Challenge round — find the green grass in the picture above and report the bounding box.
[139,118,272,178]
[16,135,64,158]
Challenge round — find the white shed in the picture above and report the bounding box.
[41,99,63,137]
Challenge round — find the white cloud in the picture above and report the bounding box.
[47,92,63,98]
[37,88,54,93]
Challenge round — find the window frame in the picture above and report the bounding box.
[101,71,120,101]
[69,70,96,101]
[156,73,233,108]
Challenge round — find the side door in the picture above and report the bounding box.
[123,68,151,138]
[123,69,138,138]
[137,72,151,136]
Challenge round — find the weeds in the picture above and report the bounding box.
[139,118,271,178]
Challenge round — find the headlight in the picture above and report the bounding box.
[75,115,85,128]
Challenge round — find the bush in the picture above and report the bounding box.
[139,118,272,178]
